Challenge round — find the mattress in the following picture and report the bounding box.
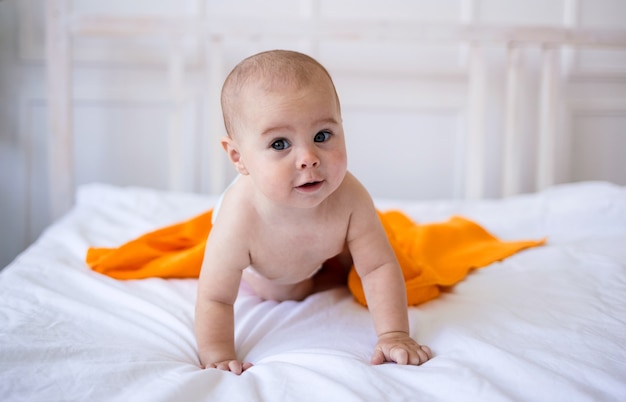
[1,181,625,401]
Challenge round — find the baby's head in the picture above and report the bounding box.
[221,50,341,139]
[220,50,348,208]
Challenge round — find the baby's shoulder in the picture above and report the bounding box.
[335,172,374,204]
[212,184,257,232]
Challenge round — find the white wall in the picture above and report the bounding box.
[1,0,625,269]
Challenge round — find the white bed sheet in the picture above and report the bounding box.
[1,181,625,402]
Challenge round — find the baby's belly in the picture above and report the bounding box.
[244,263,323,285]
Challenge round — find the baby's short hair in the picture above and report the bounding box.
[221,49,340,137]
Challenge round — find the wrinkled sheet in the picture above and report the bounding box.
[1,181,625,402]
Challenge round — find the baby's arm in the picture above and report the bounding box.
[195,217,252,375]
[359,259,432,365]
[195,292,252,373]
[346,181,432,366]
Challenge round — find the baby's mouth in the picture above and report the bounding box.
[297,180,323,191]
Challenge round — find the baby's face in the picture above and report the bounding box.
[234,74,347,209]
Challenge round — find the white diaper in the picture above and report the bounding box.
[211,175,240,225]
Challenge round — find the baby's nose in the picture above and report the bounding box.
[297,148,320,169]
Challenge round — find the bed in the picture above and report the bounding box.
[3,2,626,401]
[1,180,626,401]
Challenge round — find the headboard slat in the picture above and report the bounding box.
[45,2,626,218]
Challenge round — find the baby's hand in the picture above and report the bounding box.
[205,360,253,375]
[371,331,432,366]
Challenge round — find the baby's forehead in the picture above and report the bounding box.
[222,51,341,138]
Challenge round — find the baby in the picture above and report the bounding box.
[195,49,432,374]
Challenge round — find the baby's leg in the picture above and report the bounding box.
[312,253,352,294]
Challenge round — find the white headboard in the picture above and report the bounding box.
[45,0,626,219]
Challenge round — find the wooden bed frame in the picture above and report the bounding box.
[45,0,626,219]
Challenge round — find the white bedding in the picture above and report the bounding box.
[1,181,625,402]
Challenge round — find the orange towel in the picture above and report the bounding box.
[348,211,544,306]
[87,209,544,306]
[87,210,213,280]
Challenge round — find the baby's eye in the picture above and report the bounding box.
[271,138,290,150]
[314,131,331,143]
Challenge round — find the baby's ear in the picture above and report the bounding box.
[221,136,249,175]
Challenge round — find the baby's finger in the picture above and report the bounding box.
[370,348,386,365]
[409,345,432,365]
[420,345,433,360]
[390,347,409,365]
[216,361,232,371]
[228,360,243,375]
